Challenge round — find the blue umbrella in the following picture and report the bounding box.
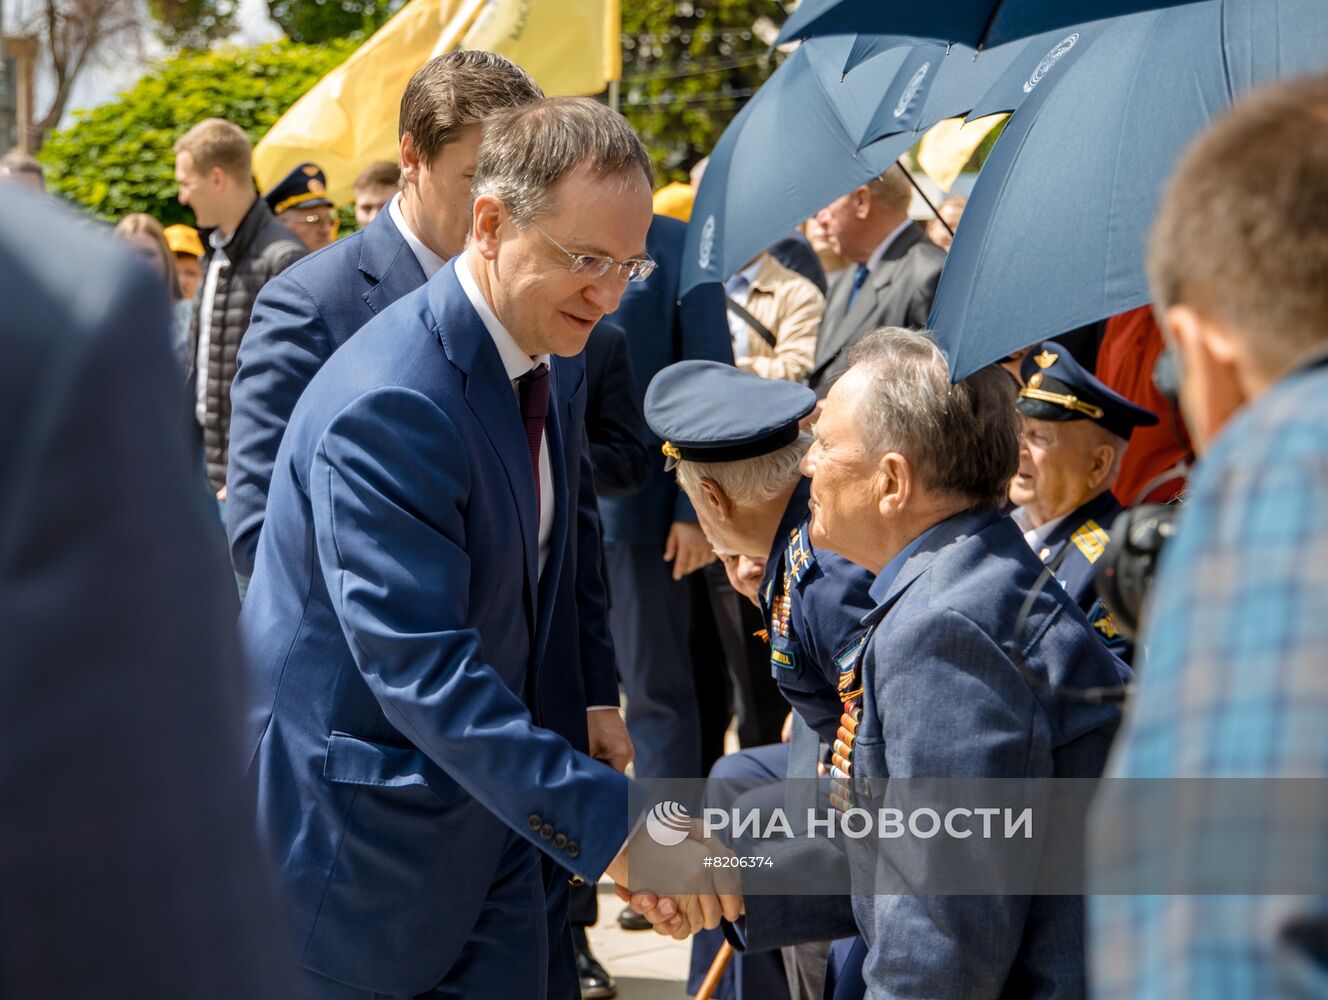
[778,0,1207,49]
[680,36,922,296]
[929,0,1328,380]
[680,32,1072,295]
[854,28,1082,148]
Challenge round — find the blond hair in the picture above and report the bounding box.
[174,118,251,183]
[114,213,181,300]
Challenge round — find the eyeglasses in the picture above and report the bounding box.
[529,222,657,283]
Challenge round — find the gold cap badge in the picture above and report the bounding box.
[1033,350,1058,369]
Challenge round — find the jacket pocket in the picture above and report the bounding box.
[323,732,464,804]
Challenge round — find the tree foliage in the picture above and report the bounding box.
[620,0,786,183]
[39,39,357,225]
[266,0,408,43]
[148,0,239,50]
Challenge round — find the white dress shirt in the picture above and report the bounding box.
[194,228,233,426]
[455,254,555,575]
[1011,507,1069,558]
[388,192,446,280]
[863,216,916,274]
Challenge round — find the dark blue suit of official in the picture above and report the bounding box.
[228,206,426,577]
[242,259,629,997]
[598,215,731,780]
[848,509,1126,998]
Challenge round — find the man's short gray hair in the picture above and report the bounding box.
[675,434,812,507]
[472,97,654,225]
[846,328,1019,509]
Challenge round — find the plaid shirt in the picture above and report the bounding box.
[1090,363,1328,998]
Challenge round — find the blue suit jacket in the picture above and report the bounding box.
[0,189,298,998]
[242,260,630,995]
[851,509,1125,999]
[598,215,732,545]
[228,207,427,576]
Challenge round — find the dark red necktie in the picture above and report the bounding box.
[517,364,550,511]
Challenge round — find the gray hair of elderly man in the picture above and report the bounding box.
[472,96,654,225]
[674,433,813,507]
[845,328,1020,511]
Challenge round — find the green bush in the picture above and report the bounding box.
[40,38,357,225]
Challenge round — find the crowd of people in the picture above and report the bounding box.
[3,43,1327,1000]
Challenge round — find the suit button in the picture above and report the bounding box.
[540,823,555,840]
[566,841,580,859]
[528,814,541,830]
[553,833,567,849]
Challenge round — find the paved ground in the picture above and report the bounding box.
[585,881,694,998]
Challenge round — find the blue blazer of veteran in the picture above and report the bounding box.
[241,258,629,995]
[847,508,1129,998]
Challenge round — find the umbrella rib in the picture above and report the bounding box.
[975,0,1006,50]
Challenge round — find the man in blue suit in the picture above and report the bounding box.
[1,187,299,997]
[243,98,739,999]
[228,51,542,577]
[598,214,731,791]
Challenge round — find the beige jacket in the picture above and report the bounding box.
[732,254,825,383]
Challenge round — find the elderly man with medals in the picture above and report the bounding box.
[642,361,875,1000]
[1009,342,1159,661]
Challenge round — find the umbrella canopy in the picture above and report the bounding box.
[680,32,1063,295]
[680,36,920,296]
[930,0,1328,380]
[777,0,1208,49]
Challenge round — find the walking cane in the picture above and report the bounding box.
[696,940,734,1000]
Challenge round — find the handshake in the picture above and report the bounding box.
[604,817,745,940]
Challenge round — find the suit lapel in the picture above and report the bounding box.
[430,263,540,628]
[812,224,926,379]
[359,210,428,322]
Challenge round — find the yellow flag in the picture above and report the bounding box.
[254,0,621,206]
[915,114,1008,192]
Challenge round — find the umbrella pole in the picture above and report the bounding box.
[895,160,953,237]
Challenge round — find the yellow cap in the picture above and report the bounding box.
[652,182,694,222]
[164,224,204,258]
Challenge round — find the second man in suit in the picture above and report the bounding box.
[807,166,945,397]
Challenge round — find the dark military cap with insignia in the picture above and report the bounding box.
[1018,340,1159,440]
[263,162,334,216]
[644,360,816,470]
